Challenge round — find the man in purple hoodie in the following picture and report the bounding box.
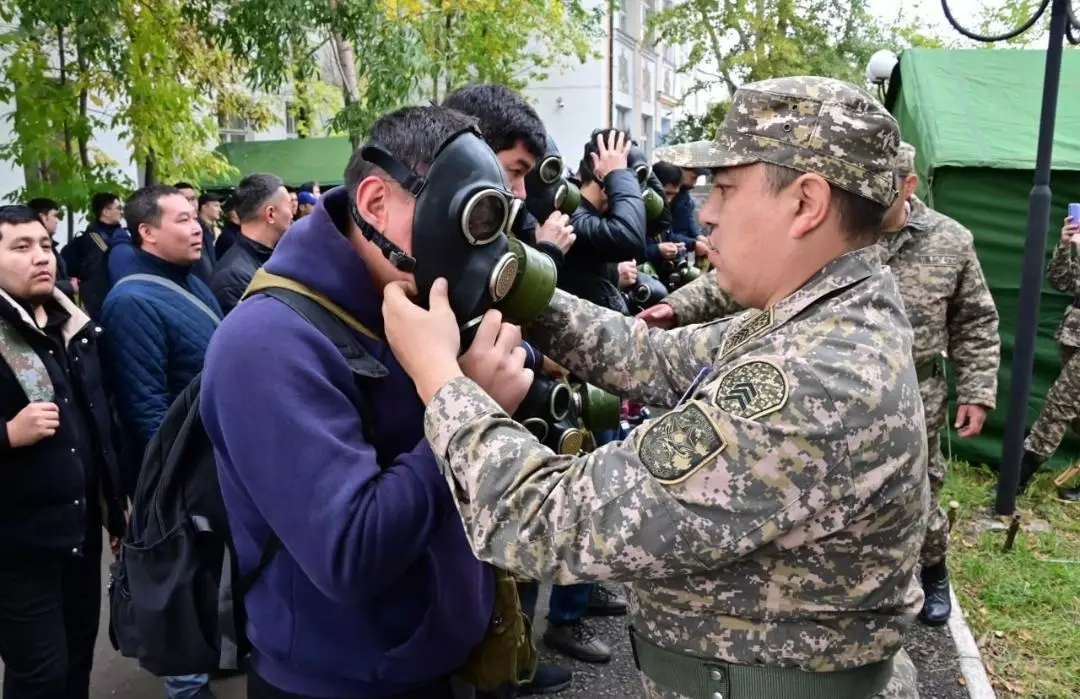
[198,106,495,699]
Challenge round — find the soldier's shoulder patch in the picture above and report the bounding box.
[915,254,959,266]
[636,401,726,486]
[719,307,774,358]
[714,360,789,420]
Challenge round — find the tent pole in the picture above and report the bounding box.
[996,0,1070,516]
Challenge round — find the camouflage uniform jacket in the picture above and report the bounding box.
[1045,237,1080,348]
[424,245,929,673]
[878,196,1000,407]
[663,269,744,325]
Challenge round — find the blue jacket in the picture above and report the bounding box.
[199,187,494,698]
[669,188,702,244]
[99,249,222,492]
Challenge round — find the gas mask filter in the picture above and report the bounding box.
[351,127,557,349]
[628,144,666,221]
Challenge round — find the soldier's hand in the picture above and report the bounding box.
[637,304,676,329]
[459,311,534,414]
[537,212,576,253]
[382,278,464,404]
[1063,216,1080,244]
[955,404,988,438]
[591,130,630,180]
[6,402,60,448]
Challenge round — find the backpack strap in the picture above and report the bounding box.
[0,316,55,403]
[89,230,109,253]
[243,268,380,342]
[113,274,222,327]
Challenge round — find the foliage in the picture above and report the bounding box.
[663,101,729,145]
[652,0,946,98]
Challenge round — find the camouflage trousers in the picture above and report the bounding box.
[639,649,918,699]
[920,375,950,568]
[1025,346,1080,459]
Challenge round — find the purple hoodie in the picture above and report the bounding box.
[200,187,494,698]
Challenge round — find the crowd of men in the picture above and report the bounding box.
[0,71,1074,699]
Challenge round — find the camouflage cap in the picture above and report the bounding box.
[655,76,900,207]
[895,141,917,176]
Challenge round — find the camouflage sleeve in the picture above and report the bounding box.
[423,356,852,585]
[1046,238,1079,295]
[526,289,726,407]
[947,246,1001,408]
[662,272,743,326]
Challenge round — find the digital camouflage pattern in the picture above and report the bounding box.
[894,142,916,176]
[655,76,899,207]
[877,194,1000,566]
[1045,237,1080,348]
[423,245,929,698]
[0,289,55,403]
[1025,346,1080,459]
[662,271,744,326]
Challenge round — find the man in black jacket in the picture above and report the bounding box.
[210,173,293,314]
[560,130,646,314]
[0,204,126,699]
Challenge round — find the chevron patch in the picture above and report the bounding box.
[719,307,774,358]
[714,360,788,420]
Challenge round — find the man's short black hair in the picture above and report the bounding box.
[653,161,683,187]
[124,184,183,247]
[198,192,222,209]
[233,173,285,223]
[442,83,545,159]
[286,185,297,194]
[299,181,317,194]
[173,181,196,191]
[762,164,886,246]
[344,105,479,204]
[26,198,60,218]
[91,192,120,219]
[0,204,42,241]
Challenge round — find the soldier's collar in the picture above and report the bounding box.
[902,195,933,233]
[718,247,877,359]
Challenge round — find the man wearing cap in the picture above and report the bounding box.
[296,191,318,219]
[875,141,999,626]
[382,76,929,699]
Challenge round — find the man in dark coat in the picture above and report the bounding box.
[0,204,126,699]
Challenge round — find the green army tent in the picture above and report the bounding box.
[199,136,353,190]
[885,47,1080,470]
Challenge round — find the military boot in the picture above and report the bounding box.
[542,621,612,664]
[918,560,951,626]
[1016,449,1045,494]
[1056,485,1080,503]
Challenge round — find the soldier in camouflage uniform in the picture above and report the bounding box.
[383,76,929,699]
[878,142,1000,626]
[1020,215,1080,500]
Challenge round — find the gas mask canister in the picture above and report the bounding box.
[525,136,581,222]
[627,144,666,222]
[352,126,557,349]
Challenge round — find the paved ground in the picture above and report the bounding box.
[0,546,972,699]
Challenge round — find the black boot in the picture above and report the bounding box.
[918,560,951,626]
[1016,450,1045,494]
[1056,485,1080,502]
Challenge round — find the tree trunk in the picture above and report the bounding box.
[75,34,91,169]
[329,0,361,146]
[144,150,156,186]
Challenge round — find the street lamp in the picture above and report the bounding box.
[866,50,899,101]
[936,0,1080,516]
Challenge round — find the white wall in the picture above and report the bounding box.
[523,57,607,172]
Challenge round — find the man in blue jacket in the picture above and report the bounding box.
[199,105,495,699]
[99,184,220,699]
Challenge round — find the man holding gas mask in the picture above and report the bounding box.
[382,76,929,699]
[199,105,557,699]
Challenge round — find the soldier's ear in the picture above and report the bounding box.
[788,173,830,240]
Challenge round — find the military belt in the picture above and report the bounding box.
[915,356,942,383]
[629,626,894,699]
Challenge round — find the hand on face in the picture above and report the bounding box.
[382,278,464,403]
[458,310,534,414]
[537,212,576,253]
[590,131,631,181]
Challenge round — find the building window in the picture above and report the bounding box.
[643,67,652,101]
[285,102,298,136]
[642,0,656,46]
[665,43,678,66]
[618,53,631,94]
[618,0,629,34]
[218,114,250,144]
[641,115,654,159]
[663,70,672,96]
[616,106,631,131]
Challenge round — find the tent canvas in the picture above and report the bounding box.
[199,136,353,190]
[886,47,1080,470]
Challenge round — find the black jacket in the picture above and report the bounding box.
[0,288,126,555]
[559,169,646,313]
[209,233,274,315]
[190,219,219,285]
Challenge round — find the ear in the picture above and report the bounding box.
[789,174,831,240]
[355,175,391,232]
[138,222,155,246]
[905,174,920,199]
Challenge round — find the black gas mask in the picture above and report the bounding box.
[525,136,581,222]
[351,126,557,349]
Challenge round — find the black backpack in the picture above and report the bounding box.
[76,229,130,320]
[108,285,382,676]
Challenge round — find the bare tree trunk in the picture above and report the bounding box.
[76,37,91,168]
[329,0,361,146]
[144,150,156,186]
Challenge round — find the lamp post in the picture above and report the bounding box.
[936,0,1079,516]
